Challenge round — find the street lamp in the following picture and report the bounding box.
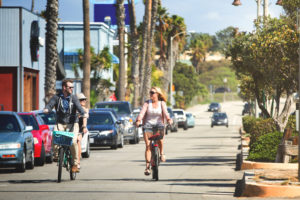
[169,30,195,107]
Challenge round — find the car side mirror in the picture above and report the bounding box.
[25,126,33,131]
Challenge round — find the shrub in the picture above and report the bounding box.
[247,131,283,162]
[242,116,257,133]
[249,118,277,148]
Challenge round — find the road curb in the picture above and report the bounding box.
[241,160,297,170]
[241,171,300,198]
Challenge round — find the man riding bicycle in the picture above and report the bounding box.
[43,79,88,173]
[136,87,172,176]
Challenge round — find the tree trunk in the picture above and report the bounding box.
[139,0,151,103]
[82,0,91,108]
[142,0,158,101]
[116,0,126,101]
[128,0,140,108]
[0,0,2,7]
[31,0,34,12]
[44,0,58,104]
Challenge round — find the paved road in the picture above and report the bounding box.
[0,101,245,200]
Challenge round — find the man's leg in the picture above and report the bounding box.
[68,123,79,167]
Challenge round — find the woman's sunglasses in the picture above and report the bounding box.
[150,91,156,95]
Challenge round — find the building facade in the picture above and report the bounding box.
[0,7,46,112]
[57,22,117,93]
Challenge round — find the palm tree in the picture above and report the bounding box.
[44,0,58,104]
[190,33,213,73]
[141,0,158,100]
[128,0,140,108]
[82,0,91,108]
[139,0,152,103]
[116,0,126,101]
[31,0,34,12]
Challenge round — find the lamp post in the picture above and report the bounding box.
[169,30,194,107]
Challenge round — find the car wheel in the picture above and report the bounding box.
[226,124,229,128]
[26,149,35,169]
[46,148,53,163]
[36,143,45,166]
[82,138,90,158]
[16,150,26,173]
[211,124,213,128]
[175,124,178,132]
[183,122,188,130]
[118,135,124,148]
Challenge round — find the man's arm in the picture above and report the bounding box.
[43,95,58,113]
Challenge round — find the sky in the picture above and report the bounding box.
[2,0,284,35]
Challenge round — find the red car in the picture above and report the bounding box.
[18,112,53,166]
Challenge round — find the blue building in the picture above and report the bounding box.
[0,7,48,112]
[57,22,118,92]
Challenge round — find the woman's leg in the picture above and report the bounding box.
[143,131,152,169]
[158,129,165,161]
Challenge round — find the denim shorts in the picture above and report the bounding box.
[143,123,165,133]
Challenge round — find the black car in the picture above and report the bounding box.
[94,101,138,144]
[167,107,178,133]
[208,102,221,112]
[87,110,123,149]
[211,112,228,128]
[242,103,251,115]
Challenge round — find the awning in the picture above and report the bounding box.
[110,53,119,64]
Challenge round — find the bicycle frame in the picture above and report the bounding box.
[149,127,164,181]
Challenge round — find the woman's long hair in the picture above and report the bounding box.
[152,87,167,102]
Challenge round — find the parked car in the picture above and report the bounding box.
[208,102,221,112]
[0,111,34,172]
[18,112,53,165]
[167,107,178,133]
[242,102,251,115]
[95,101,139,144]
[186,112,195,128]
[211,112,228,128]
[87,110,123,149]
[172,109,188,130]
[132,108,143,138]
[35,110,90,158]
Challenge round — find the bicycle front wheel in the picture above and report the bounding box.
[57,148,64,183]
[152,147,159,181]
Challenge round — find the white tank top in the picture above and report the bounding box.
[145,100,164,125]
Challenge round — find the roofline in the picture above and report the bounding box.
[58,22,115,33]
[0,7,44,19]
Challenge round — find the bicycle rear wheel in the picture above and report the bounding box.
[57,148,64,183]
[152,147,159,181]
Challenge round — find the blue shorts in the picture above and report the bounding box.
[143,123,165,133]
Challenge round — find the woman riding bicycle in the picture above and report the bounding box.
[135,87,172,176]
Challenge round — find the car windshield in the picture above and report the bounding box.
[37,112,56,125]
[173,110,184,115]
[19,115,39,130]
[0,115,21,132]
[88,113,113,125]
[210,103,219,107]
[95,103,130,115]
[186,113,192,117]
[214,113,227,119]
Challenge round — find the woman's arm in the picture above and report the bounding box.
[136,101,148,123]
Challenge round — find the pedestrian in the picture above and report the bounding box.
[76,93,89,169]
[43,79,88,173]
[135,87,172,175]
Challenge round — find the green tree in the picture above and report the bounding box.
[227,17,299,131]
[189,33,213,74]
[215,26,237,54]
[173,62,208,108]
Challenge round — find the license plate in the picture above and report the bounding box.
[89,138,94,144]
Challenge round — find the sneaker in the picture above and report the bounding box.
[144,168,151,176]
[72,165,80,173]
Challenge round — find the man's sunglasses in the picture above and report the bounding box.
[66,86,74,89]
